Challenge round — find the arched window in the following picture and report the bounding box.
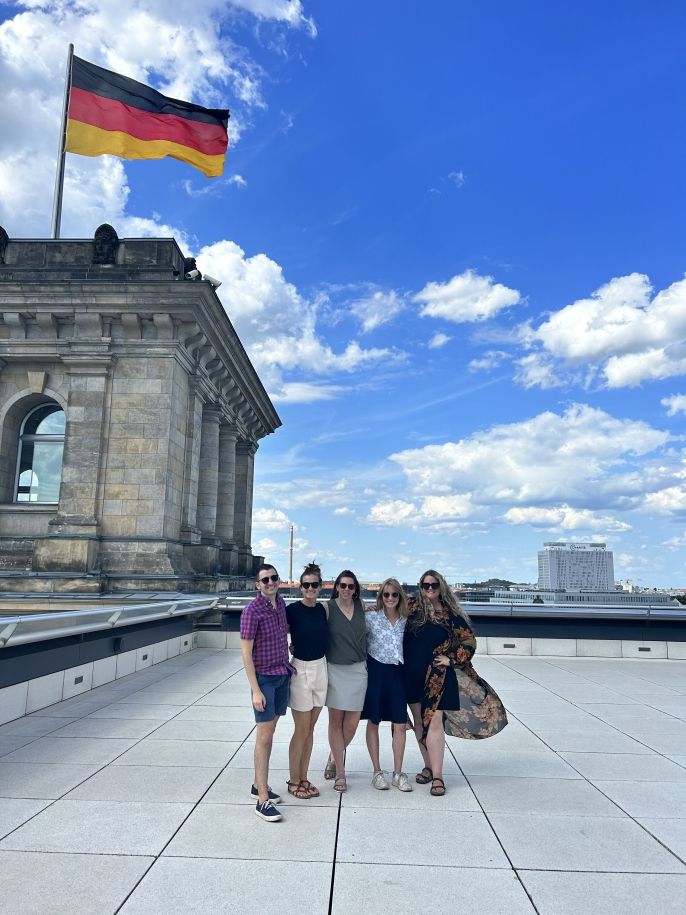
[15,403,65,503]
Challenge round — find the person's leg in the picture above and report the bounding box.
[288,709,313,796]
[392,719,407,774]
[409,701,432,775]
[426,709,446,791]
[366,720,381,771]
[328,707,346,776]
[342,710,361,748]
[300,705,322,782]
[254,717,278,803]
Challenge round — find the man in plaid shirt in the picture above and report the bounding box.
[240,563,293,822]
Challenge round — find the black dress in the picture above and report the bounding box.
[403,620,460,709]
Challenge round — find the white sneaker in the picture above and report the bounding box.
[392,771,413,792]
[371,769,390,790]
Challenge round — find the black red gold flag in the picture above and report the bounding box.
[65,56,229,178]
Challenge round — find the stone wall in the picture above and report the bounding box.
[0,229,281,592]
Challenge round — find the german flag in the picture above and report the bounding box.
[65,56,229,178]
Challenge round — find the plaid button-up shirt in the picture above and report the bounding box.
[240,592,292,676]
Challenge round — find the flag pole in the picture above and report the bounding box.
[50,43,74,239]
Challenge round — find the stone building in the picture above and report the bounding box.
[0,226,280,592]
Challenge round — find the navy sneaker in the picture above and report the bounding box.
[254,799,282,822]
[249,784,282,803]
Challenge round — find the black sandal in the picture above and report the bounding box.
[430,777,446,796]
[416,766,433,784]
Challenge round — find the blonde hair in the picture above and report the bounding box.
[374,578,409,618]
[410,568,471,628]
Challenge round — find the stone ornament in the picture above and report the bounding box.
[92,223,119,265]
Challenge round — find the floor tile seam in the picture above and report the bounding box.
[445,742,541,914]
[556,764,686,869]
[514,866,686,875]
[112,708,257,915]
[0,846,156,858]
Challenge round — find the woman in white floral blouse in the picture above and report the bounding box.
[361,578,412,792]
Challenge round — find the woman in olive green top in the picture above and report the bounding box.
[324,569,367,792]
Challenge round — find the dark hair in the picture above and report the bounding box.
[300,561,322,585]
[332,569,361,600]
[256,563,279,580]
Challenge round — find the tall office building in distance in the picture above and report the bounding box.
[538,542,615,591]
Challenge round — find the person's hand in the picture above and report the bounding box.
[252,689,266,711]
[435,654,451,668]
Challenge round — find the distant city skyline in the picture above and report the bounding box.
[1,2,685,587]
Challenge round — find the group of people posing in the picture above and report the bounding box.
[240,562,507,822]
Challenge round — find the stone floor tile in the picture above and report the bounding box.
[592,780,686,817]
[0,716,79,737]
[519,871,686,915]
[489,812,685,872]
[454,749,582,779]
[0,735,37,757]
[468,775,626,816]
[87,703,187,720]
[530,729,651,753]
[65,764,221,802]
[0,798,52,838]
[173,705,256,722]
[561,751,686,781]
[0,850,154,915]
[0,799,192,855]
[337,807,507,867]
[115,737,241,767]
[446,722,548,752]
[150,719,255,742]
[165,802,338,860]
[120,857,332,915]
[48,717,162,739]
[332,864,535,915]
[0,762,100,798]
[638,818,686,860]
[1,735,137,766]
[118,691,207,706]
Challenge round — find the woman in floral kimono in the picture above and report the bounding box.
[403,569,507,796]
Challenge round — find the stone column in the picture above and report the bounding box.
[181,379,203,540]
[234,439,258,574]
[33,355,111,574]
[216,423,238,573]
[196,404,221,537]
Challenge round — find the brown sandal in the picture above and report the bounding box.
[287,779,311,800]
[416,767,433,784]
[430,777,446,796]
[333,774,348,792]
[301,779,320,798]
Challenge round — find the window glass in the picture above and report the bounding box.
[15,403,65,503]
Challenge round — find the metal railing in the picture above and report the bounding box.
[0,596,219,649]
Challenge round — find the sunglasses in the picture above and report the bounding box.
[421,582,440,591]
[258,574,279,585]
[338,582,355,590]
[301,581,321,589]
[383,591,399,599]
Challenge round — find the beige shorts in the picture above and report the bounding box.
[289,656,328,712]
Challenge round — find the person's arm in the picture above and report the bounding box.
[240,638,266,711]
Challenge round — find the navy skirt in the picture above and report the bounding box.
[361,655,408,724]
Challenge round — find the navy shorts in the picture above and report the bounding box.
[253,673,290,723]
[361,655,408,724]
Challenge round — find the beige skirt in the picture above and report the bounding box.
[326,660,368,711]
[289,656,328,712]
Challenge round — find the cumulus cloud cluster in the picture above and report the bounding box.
[366,404,681,534]
[518,273,686,389]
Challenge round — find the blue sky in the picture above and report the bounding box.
[1,1,685,586]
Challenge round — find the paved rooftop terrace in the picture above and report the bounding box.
[1,649,685,914]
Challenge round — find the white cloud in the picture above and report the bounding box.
[389,404,671,509]
[642,485,686,515]
[504,505,632,532]
[252,507,292,529]
[270,382,344,403]
[414,269,522,323]
[448,170,465,188]
[196,239,399,395]
[350,289,405,333]
[662,394,686,416]
[367,495,473,528]
[514,353,565,389]
[367,500,416,526]
[468,350,509,372]
[0,0,312,236]
[257,537,278,551]
[525,272,686,388]
[428,332,451,349]
[334,507,353,516]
